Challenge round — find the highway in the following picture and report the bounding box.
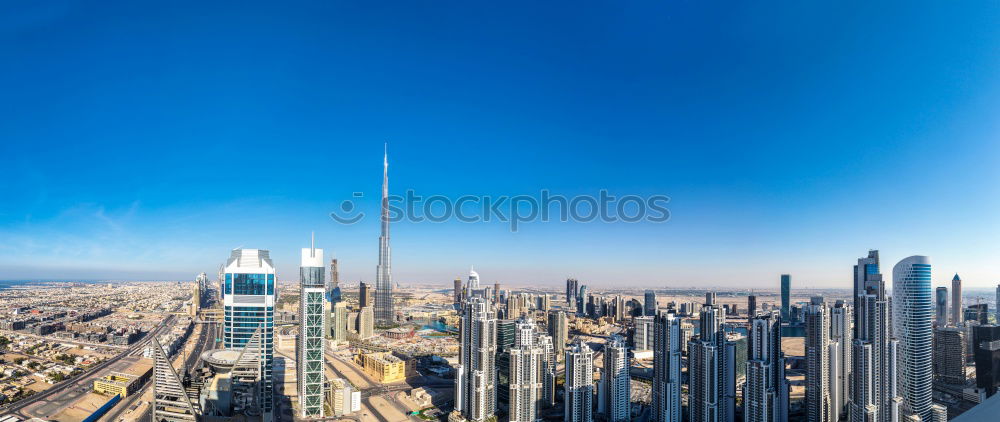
[0,315,176,420]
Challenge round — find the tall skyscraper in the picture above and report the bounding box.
[454,278,463,305]
[744,311,788,422]
[748,295,757,318]
[537,332,556,409]
[689,292,735,422]
[547,311,568,357]
[567,278,579,304]
[578,285,588,315]
[652,312,682,422]
[565,341,594,422]
[455,297,497,422]
[644,290,657,316]
[331,301,347,342]
[780,275,791,320]
[358,306,374,339]
[996,284,1000,322]
[328,257,341,304]
[935,286,948,326]
[223,248,276,421]
[298,238,326,418]
[805,297,832,422]
[951,273,962,327]
[494,281,501,303]
[829,300,851,421]
[600,335,630,422]
[850,250,901,422]
[374,147,394,325]
[468,267,480,291]
[932,327,966,385]
[509,318,543,422]
[973,325,1000,397]
[359,281,374,309]
[892,256,933,421]
[634,316,654,351]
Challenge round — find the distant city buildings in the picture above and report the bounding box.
[952,274,963,327]
[935,286,948,326]
[644,290,657,316]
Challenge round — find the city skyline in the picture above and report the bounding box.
[3,2,1000,288]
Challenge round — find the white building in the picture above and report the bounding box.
[298,239,326,418]
[744,311,787,422]
[652,311,682,422]
[454,296,497,422]
[805,297,832,422]
[602,335,630,422]
[565,341,594,422]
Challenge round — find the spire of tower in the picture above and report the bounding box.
[310,231,315,257]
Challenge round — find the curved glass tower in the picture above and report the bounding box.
[892,255,932,421]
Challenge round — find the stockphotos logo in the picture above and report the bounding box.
[330,189,670,232]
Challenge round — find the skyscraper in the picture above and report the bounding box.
[850,250,901,422]
[374,147,394,325]
[358,306,374,339]
[951,273,962,327]
[744,311,788,422]
[748,295,757,318]
[601,335,630,422]
[805,297,832,422]
[567,278,579,304]
[652,312,682,422]
[298,238,326,418]
[644,290,657,316]
[892,256,933,421]
[935,286,948,326]
[829,300,851,421]
[634,316,654,352]
[547,311,567,357]
[973,325,1000,397]
[455,296,497,422]
[537,332,556,409]
[577,285,588,315]
[329,257,341,304]
[565,341,594,422]
[331,301,347,342]
[932,327,966,385]
[223,248,276,421]
[359,281,374,309]
[454,278,463,305]
[780,275,791,320]
[689,292,735,422]
[468,267,480,291]
[509,318,543,422]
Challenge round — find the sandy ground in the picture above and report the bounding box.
[368,396,409,421]
[782,337,805,357]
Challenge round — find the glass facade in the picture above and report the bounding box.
[224,270,275,416]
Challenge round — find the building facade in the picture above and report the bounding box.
[805,297,832,422]
[223,248,275,420]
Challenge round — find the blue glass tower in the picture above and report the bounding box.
[780,274,791,320]
[224,248,276,421]
[893,255,932,421]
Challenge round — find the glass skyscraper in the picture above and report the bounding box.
[375,147,394,325]
[892,255,933,421]
[780,274,791,320]
[223,248,276,421]
[298,240,326,418]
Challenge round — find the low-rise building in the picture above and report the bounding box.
[354,352,407,383]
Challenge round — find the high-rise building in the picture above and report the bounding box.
[547,311,567,357]
[355,306,373,339]
[689,292,735,422]
[964,304,989,325]
[537,294,550,312]
[467,267,480,292]
[191,279,201,318]
[600,335,630,422]
[634,316,654,351]
[996,284,1000,322]
[223,248,276,421]
[829,300,851,421]
[748,295,757,318]
[454,278,463,305]
[780,275,791,320]
[973,325,1000,397]
[331,301,347,342]
[892,255,933,421]
[537,332,556,409]
[744,311,788,422]
[933,327,966,385]
[935,287,948,326]
[496,319,516,407]
[329,257,341,304]
[578,285,588,315]
[359,281,374,309]
[850,250,901,422]
[805,297,832,422]
[652,312,682,422]
[494,281,500,303]
[509,318,543,422]
[567,278,579,304]
[951,273,963,327]
[565,341,594,422]
[374,148,394,325]
[644,290,657,316]
[298,239,326,418]
[455,297,497,421]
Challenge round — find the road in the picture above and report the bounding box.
[0,315,176,420]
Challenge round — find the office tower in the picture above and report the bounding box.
[935,287,948,326]
[567,278,579,304]
[359,281,374,309]
[509,318,543,422]
[298,239,326,418]
[748,295,757,317]
[689,292,735,422]
[537,294,550,311]
[951,274,962,327]
[652,312,682,422]
[537,333,556,408]
[744,311,788,422]
[223,248,275,420]
[494,281,501,302]
[455,297,498,422]
[374,148,394,325]
[965,304,989,325]
[358,306,374,339]
[496,319,516,407]
[152,337,199,421]
[780,274,791,320]
[805,297,832,422]
[829,300,851,421]
[578,285,588,315]
[191,280,201,318]
[467,267,481,292]
[973,325,1000,397]
[613,295,625,322]
[933,327,966,384]
[600,335,630,422]
[329,257,341,304]
[330,301,347,342]
[892,256,933,420]
[645,290,657,316]
[454,278,463,305]
[634,316,654,351]
[565,341,594,422]
[854,250,882,335]
[850,250,902,422]
[547,311,567,357]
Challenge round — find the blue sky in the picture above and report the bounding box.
[2,1,999,288]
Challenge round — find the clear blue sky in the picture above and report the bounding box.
[2,1,999,289]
